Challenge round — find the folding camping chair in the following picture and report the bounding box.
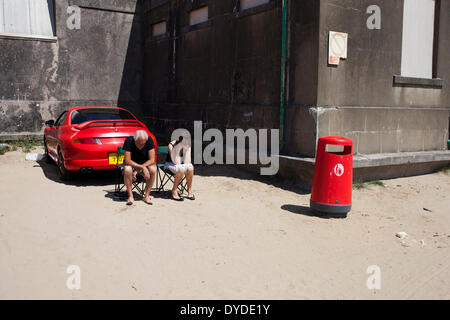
[155,146,188,195]
[114,146,146,199]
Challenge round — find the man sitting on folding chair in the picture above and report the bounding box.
[123,130,156,206]
[165,135,195,201]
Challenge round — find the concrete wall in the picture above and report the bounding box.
[1,0,449,163]
[143,0,282,138]
[0,0,144,138]
[315,0,450,155]
[284,0,320,157]
[143,0,450,183]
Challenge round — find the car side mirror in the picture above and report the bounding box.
[45,120,55,127]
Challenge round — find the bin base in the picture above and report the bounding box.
[310,200,351,215]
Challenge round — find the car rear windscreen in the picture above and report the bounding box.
[71,108,135,125]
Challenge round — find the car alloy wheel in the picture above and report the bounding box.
[44,138,53,164]
[58,151,71,180]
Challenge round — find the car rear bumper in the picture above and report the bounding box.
[64,159,119,171]
[62,143,123,171]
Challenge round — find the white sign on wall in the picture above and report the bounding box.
[328,31,348,65]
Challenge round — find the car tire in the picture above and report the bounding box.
[58,150,72,181]
[44,138,53,164]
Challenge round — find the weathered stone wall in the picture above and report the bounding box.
[0,0,144,138]
[1,0,449,161]
[284,0,320,157]
[142,0,282,138]
[144,0,450,157]
[315,0,450,155]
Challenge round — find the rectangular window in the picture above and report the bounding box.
[152,21,167,37]
[401,0,437,79]
[0,0,55,38]
[240,0,270,11]
[189,6,208,26]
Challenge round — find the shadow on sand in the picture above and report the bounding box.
[36,158,311,193]
[104,189,173,203]
[35,158,311,205]
[195,164,311,195]
[281,204,347,219]
[35,159,117,187]
[35,158,175,202]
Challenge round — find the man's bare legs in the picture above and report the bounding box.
[124,165,135,205]
[124,165,156,205]
[143,164,156,204]
[171,167,185,200]
[185,166,194,198]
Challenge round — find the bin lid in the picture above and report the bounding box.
[318,136,353,145]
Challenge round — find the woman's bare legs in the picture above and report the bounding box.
[185,166,194,198]
[172,167,185,200]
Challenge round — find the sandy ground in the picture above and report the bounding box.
[0,147,449,300]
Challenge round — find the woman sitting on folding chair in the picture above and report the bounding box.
[165,135,195,201]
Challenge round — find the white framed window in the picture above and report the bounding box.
[0,0,55,39]
[240,0,270,11]
[189,6,208,26]
[152,21,167,37]
[401,0,436,79]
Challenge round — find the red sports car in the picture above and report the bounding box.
[44,106,157,180]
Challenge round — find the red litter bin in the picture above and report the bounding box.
[310,136,353,215]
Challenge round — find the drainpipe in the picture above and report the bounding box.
[280,0,288,149]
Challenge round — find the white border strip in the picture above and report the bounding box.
[0,32,57,42]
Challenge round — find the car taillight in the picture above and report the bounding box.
[73,138,102,144]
